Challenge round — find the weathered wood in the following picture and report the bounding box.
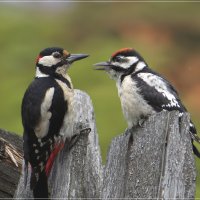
[49,90,103,199]
[0,129,23,198]
[102,111,196,199]
[14,89,103,199]
[0,90,197,199]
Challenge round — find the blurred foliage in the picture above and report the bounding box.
[0,2,200,197]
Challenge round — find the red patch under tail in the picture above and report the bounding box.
[45,142,65,176]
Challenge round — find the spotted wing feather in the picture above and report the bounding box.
[133,70,187,113]
[133,70,200,147]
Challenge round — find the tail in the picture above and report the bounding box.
[24,160,28,188]
[31,171,49,200]
[29,141,64,199]
[189,121,200,158]
[191,132,200,158]
[193,143,200,158]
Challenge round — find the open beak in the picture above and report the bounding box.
[66,54,89,64]
[93,61,111,70]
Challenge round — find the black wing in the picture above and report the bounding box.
[21,77,67,187]
[130,69,200,157]
[133,71,187,113]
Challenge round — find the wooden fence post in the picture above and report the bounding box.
[102,111,196,199]
[0,90,196,199]
[0,129,22,198]
[14,90,103,199]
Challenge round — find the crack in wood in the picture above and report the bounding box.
[0,91,196,199]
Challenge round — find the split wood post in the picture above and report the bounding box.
[0,90,196,199]
[102,111,196,199]
[0,129,22,198]
[14,90,103,199]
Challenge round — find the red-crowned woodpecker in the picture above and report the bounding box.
[94,47,200,158]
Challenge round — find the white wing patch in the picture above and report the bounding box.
[137,73,180,108]
[35,87,55,138]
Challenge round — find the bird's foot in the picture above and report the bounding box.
[73,122,91,135]
[69,122,91,150]
[68,134,80,150]
[138,116,149,127]
[138,119,145,127]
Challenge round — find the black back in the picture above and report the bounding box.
[22,77,67,183]
[132,67,187,113]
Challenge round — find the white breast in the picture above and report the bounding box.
[56,79,75,139]
[117,75,154,128]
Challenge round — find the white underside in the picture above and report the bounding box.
[117,75,155,128]
[56,79,75,139]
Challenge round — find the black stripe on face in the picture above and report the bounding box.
[37,64,72,89]
[120,61,140,82]
[111,65,127,72]
[54,73,72,89]
[37,61,64,73]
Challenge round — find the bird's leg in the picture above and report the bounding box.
[138,115,149,127]
[138,119,145,127]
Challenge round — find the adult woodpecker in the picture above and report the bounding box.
[94,47,200,158]
[21,47,89,199]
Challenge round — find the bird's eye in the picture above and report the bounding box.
[53,52,62,59]
[115,56,123,62]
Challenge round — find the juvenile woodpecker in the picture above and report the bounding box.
[94,47,200,157]
[21,47,89,199]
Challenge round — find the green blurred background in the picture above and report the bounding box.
[0,2,200,197]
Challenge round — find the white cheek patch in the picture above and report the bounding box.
[135,61,146,72]
[35,87,55,138]
[126,56,139,66]
[38,55,60,67]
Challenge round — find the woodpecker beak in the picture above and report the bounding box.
[93,61,111,70]
[66,54,89,64]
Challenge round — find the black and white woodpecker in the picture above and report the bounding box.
[94,47,200,158]
[21,47,89,199]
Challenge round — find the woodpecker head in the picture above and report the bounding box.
[94,48,147,80]
[36,47,89,77]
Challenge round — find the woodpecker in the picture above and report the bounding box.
[21,47,89,199]
[94,47,200,158]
